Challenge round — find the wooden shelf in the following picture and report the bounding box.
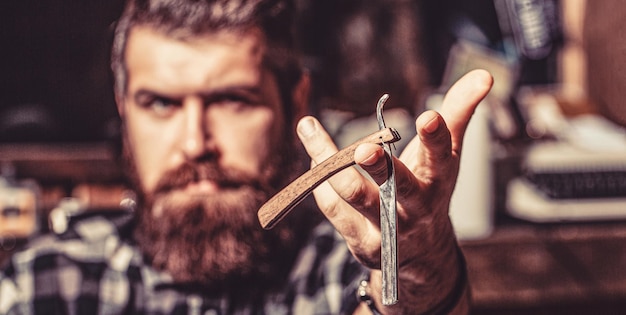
[0,142,123,184]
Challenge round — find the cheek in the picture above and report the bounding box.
[125,110,178,193]
[218,108,280,174]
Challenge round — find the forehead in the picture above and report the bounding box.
[124,25,268,95]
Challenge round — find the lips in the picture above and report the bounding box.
[183,179,219,195]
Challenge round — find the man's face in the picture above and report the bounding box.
[119,26,303,286]
[123,26,286,199]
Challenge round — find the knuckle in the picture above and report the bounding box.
[349,234,381,269]
[367,160,392,181]
[342,180,370,205]
[396,174,420,197]
[322,201,341,220]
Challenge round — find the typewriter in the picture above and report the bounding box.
[507,115,626,222]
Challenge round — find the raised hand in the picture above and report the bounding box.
[296,69,493,314]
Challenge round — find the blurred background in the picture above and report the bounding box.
[1,0,626,313]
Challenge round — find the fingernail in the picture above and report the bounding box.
[423,115,441,134]
[298,117,317,137]
[360,151,379,166]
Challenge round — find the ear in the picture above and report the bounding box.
[291,70,311,125]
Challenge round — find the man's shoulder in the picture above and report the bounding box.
[4,209,140,274]
[0,209,145,315]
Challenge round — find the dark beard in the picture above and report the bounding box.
[123,129,320,299]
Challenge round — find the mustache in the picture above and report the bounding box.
[153,160,271,195]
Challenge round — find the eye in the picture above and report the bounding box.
[137,95,179,117]
[212,95,256,112]
[149,98,177,116]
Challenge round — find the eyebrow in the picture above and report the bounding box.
[132,85,263,103]
[199,85,263,102]
[133,90,175,105]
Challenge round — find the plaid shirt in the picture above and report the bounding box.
[0,210,368,315]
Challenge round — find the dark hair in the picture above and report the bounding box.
[111,0,303,119]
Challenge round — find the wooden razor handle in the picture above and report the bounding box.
[258,127,401,229]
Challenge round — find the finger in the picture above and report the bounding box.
[356,143,424,217]
[396,110,455,183]
[352,143,393,224]
[353,143,388,186]
[398,70,492,168]
[438,69,493,155]
[296,116,379,231]
[416,110,452,163]
[355,143,422,195]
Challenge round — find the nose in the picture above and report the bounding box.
[181,98,208,160]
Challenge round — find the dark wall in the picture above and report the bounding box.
[0,1,126,142]
[0,0,561,143]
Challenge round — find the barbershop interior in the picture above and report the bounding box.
[1,0,625,314]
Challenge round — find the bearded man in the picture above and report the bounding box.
[0,0,492,314]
